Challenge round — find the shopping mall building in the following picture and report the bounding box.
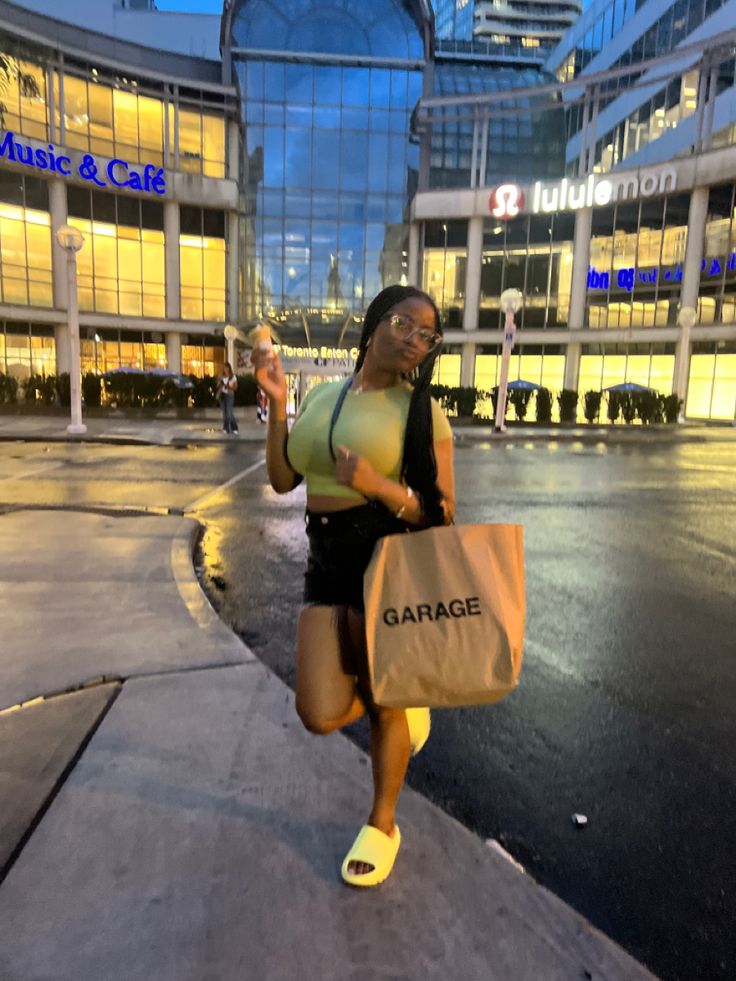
[0,0,734,420]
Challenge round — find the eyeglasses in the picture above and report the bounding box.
[385,314,442,352]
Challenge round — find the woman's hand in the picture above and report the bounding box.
[250,347,287,406]
[335,445,380,499]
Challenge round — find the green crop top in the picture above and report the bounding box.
[286,379,453,501]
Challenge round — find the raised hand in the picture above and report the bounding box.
[250,347,287,406]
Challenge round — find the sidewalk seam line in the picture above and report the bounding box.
[0,681,123,887]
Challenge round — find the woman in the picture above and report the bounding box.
[251,285,455,887]
[218,362,239,435]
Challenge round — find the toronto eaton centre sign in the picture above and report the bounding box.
[0,130,167,195]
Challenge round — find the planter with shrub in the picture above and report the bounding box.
[558,389,578,423]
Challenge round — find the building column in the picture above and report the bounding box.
[460,341,476,387]
[462,216,484,333]
[227,119,240,182]
[49,179,70,374]
[564,342,581,391]
[164,200,181,322]
[227,210,239,324]
[166,331,181,373]
[674,186,709,403]
[568,206,592,331]
[408,221,421,288]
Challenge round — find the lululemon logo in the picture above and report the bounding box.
[489,184,524,221]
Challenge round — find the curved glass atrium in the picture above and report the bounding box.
[229,0,429,346]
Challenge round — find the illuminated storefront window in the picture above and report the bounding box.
[180,206,227,322]
[181,336,225,378]
[423,221,467,325]
[702,184,736,325]
[0,56,49,141]
[687,344,736,420]
[0,322,54,378]
[579,345,676,418]
[432,349,461,387]
[472,347,565,418]
[0,173,52,307]
[67,188,165,318]
[61,68,226,175]
[480,213,574,329]
[79,329,167,374]
[0,46,228,179]
[587,194,689,329]
[179,108,227,179]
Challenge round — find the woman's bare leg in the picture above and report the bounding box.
[346,607,410,875]
[295,605,366,734]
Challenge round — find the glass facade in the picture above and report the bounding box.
[0,321,55,377]
[67,188,166,318]
[179,207,227,322]
[481,213,575,329]
[687,342,736,419]
[579,343,676,393]
[561,1,727,83]
[428,63,565,190]
[181,334,226,377]
[232,0,424,327]
[587,193,690,329]
[80,328,167,375]
[0,45,228,178]
[433,0,474,41]
[422,213,575,330]
[0,172,52,308]
[702,184,736,325]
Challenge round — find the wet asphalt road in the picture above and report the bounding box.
[1,433,735,981]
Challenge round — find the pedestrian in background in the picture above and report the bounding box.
[251,284,454,887]
[218,362,239,435]
[256,387,268,423]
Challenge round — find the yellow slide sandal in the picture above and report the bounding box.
[341,824,402,887]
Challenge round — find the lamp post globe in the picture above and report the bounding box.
[56,224,85,253]
[500,288,522,315]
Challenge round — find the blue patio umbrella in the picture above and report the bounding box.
[102,366,144,376]
[145,367,194,389]
[603,382,654,393]
[507,378,540,391]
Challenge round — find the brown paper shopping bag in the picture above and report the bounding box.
[363,523,525,708]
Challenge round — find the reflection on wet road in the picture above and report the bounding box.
[2,434,735,981]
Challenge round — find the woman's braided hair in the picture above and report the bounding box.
[355,285,445,527]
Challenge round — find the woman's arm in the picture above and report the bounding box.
[335,435,455,527]
[251,349,301,494]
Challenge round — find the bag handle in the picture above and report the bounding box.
[328,377,354,462]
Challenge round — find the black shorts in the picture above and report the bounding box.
[303,502,409,612]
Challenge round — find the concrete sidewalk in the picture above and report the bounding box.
[0,406,732,447]
[0,507,657,980]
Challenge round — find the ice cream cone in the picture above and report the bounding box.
[247,323,273,352]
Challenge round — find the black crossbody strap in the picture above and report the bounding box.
[328,377,354,462]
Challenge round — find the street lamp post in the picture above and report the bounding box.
[224,324,237,370]
[494,288,522,433]
[675,305,697,424]
[56,224,86,434]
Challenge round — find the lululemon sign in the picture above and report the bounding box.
[489,184,524,220]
